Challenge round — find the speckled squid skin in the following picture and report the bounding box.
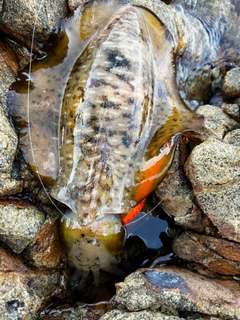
[49,4,203,223]
[8,0,239,286]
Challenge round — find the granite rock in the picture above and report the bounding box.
[0,0,68,48]
[222,68,240,100]
[0,106,17,173]
[0,244,61,320]
[223,129,240,146]
[196,104,240,139]
[114,266,240,319]
[173,232,240,275]
[185,137,240,243]
[0,199,46,254]
[22,209,64,269]
[221,103,240,123]
[101,310,184,320]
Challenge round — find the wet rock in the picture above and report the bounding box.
[17,155,39,191]
[0,106,17,172]
[0,53,16,113]
[185,137,240,243]
[0,199,46,254]
[156,105,238,230]
[4,38,31,70]
[40,303,110,320]
[0,269,61,319]
[0,0,68,48]
[222,67,240,100]
[35,187,56,205]
[156,145,193,218]
[0,246,27,272]
[114,266,240,319]
[156,165,214,233]
[224,129,240,146]
[68,0,86,11]
[0,40,19,76]
[101,310,184,320]
[23,209,64,269]
[40,311,84,320]
[0,175,23,197]
[173,232,240,275]
[0,244,61,319]
[221,103,240,123]
[0,105,22,196]
[0,41,26,198]
[156,141,214,234]
[196,104,240,139]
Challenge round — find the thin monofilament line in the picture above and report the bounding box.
[27,1,68,219]
[125,198,164,227]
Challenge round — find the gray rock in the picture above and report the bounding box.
[0,107,17,173]
[222,68,240,100]
[114,266,240,319]
[0,104,21,196]
[156,169,193,218]
[185,137,240,243]
[224,129,240,146]
[0,61,15,113]
[101,310,184,320]
[0,270,60,320]
[156,144,193,218]
[221,103,240,123]
[0,0,68,44]
[0,175,23,197]
[0,199,45,254]
[196,105,240,139]
[68,0,86,11]
[156,140,214,233]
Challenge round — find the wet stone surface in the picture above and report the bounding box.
[173,232,240,275]
[0,57,16,114]
[221,102,240,123]
[0,0,68,46]
[150,56,240,319]
[0,245,61,320]
[196,104,240,139]
[222,67,240,100]
[0,199,46,254]
[101,310,185,320]
[0,107,17,172]
[0,0,240,319]
[22,209,64,269]
[185,137,240,243]
[0,270,61,320]
[224,128,240,146]
[112,266,240,319]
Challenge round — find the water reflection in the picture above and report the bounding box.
[126,211,169,250]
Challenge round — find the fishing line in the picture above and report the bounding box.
[27,0,69,220]
[125,197,165,227]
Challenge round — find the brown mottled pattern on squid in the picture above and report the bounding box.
[50,7,154,224]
